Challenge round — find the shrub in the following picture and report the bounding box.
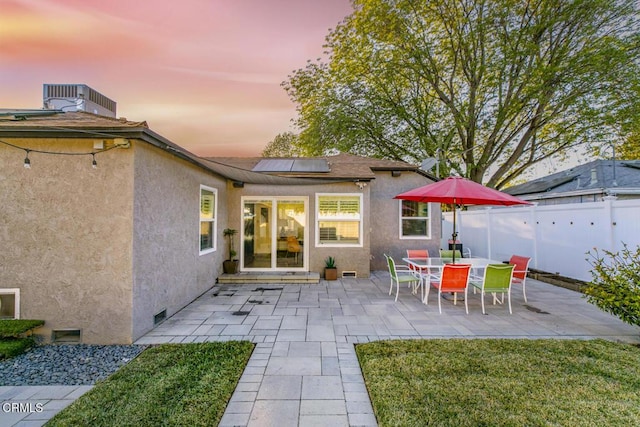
[0,338,35,360]
[585,244,640,327]
[0,319,45,338]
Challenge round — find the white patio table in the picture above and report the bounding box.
[402,257,503,304]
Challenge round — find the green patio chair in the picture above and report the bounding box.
[385,254,420,302]
[471,264,515,314]
[439,249,463,259]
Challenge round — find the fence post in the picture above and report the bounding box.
[531,203,538,270]
[603,196,617,252]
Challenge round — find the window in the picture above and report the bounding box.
[400,200,430,239]
[200,186,217,254]
[316,194,362,246]
[0,289,20,319]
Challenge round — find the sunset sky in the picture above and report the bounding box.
[0,0,353,156]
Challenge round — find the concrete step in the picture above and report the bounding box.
[218,272,320,284]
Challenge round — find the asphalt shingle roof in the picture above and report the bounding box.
[504,159,640,196]
[0,110,428,185]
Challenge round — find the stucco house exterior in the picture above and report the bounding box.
[0,109,438,344]
[211,154,440,275]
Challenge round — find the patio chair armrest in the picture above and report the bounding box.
[469,280,483,289]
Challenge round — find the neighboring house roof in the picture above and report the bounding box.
[503,159,640,200]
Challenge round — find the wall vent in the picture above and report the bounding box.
[342,271,357,278]
[154,309,167,325]
[52,329,82,343]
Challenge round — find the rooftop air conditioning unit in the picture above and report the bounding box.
[43,84,117,117]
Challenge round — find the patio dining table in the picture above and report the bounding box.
[402,256,503,303]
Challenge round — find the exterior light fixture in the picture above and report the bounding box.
[24,151,31,169]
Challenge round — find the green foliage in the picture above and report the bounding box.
[0,319,44,338]
[261,132,306,157]
[585,244,640,327]
[223,228,238,260]
[0,338,35,360]
[284,0,640,188]
[325,256,336,268]
[48,342,255,427]
[357,339,640,426]
[619,132,640,160]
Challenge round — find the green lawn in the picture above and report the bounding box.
[356,339,640,427]
[47,341,254,427]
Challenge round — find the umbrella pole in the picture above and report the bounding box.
[451,203,457,263]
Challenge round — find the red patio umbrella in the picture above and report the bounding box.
[395,176,531,262]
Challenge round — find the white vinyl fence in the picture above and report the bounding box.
[442,198,640,281]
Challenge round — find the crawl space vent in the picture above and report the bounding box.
[52,329,82,343]
[154,309,167,325]
[342,271,357,278]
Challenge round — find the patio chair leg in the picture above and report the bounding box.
[464,290,468,314]
[438,290,442,314]
[481,291,486,315]
[523,282,527,303]
[395,282,399,302]
[508,290,512,314]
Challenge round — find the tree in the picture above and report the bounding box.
[261,132,305,157]
[284,0,640,188]
[618,127,640,160]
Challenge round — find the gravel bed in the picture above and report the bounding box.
[0,344,147,386]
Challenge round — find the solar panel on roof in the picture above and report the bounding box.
[252,159,330,173]
[252,159,294,172]
[291,159,330,172]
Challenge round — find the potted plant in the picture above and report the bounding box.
[324,256,338,281]
[223,228,239,274]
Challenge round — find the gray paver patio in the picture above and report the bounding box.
[3,271,639,427]
[137,271,639,427]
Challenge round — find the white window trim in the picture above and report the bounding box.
[315,193,364,247]
[399,200,431,240]
[240,196,310,271]
[199,185,218,255]
[0,288,20,319]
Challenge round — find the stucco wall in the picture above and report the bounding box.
[369,171,441,271]
[227,182,371,278]
[131,143,228,341]
[0,138,134,344]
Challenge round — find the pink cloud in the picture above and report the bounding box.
[0,0,352,155]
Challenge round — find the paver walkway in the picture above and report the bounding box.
[0,385,92,426]
[136,271,639,427]
[2,271,639,426]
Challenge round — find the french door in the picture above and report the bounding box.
[241,197,308,271]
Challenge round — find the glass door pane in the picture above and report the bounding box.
[243,200,272,269]
[276,200,305,268]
